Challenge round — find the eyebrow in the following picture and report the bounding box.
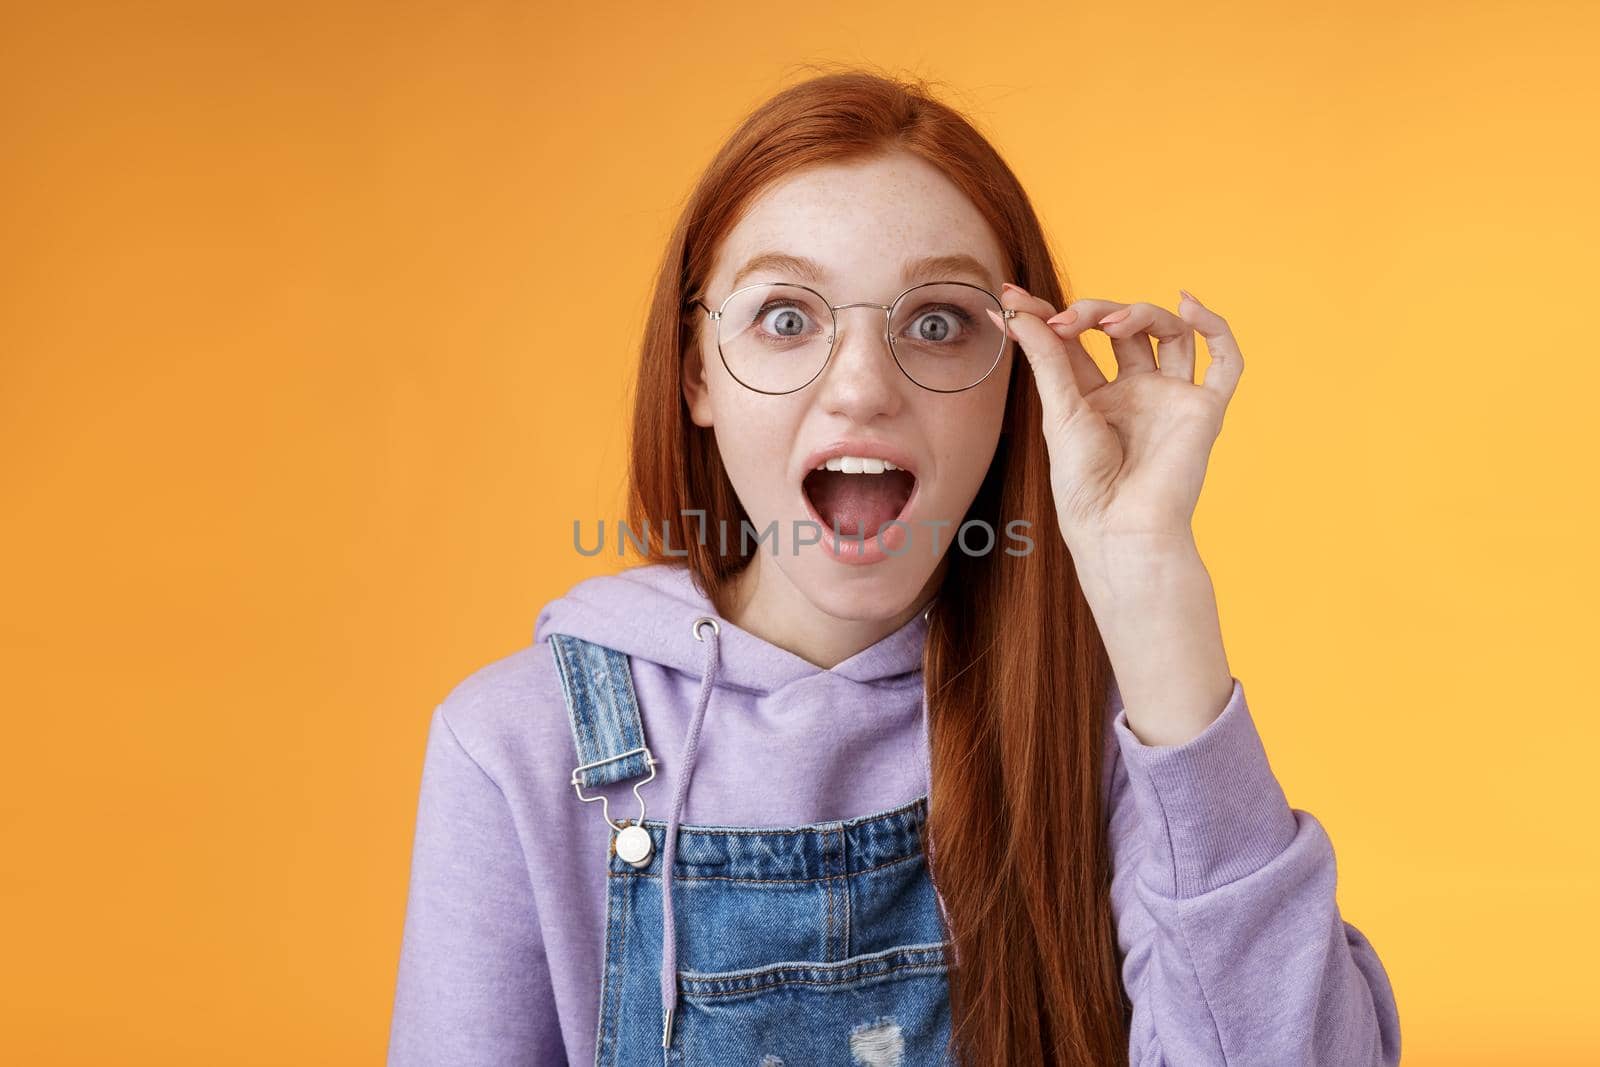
[729,251,997,293]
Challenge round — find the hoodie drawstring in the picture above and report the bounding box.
[660,615,721,1050]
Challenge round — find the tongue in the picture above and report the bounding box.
[806,470,912,541]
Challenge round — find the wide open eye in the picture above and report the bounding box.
[887,282,1008,391]
[756,301,819,342]
[900,303,973,345]
[716,283,834,393]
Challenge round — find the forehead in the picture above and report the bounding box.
[710,151,1008,293]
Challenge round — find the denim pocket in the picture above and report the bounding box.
[593,797,953,1067]
[672,941,952,1066]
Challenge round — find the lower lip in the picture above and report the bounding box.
[800,476,921,567]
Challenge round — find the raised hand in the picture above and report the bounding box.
[987,285,1244,555]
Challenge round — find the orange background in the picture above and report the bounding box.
[4,2,1596,1063]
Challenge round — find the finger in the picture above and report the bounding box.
[1046,316,1112,394]
[1051,299,1158,377]
[999,281,1058,321]
[1177,290,1245,401]
[1096,302,1159,376]
[1000,285,1108,394]
[984,305,1086,427]
[1102,300,1197,382]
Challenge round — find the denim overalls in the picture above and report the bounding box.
[549,614,955,1067]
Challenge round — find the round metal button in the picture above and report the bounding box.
[615,823,654,868]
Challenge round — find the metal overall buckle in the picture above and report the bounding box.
[570,746,658,868]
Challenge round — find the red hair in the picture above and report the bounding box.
[626,65,1127,1065]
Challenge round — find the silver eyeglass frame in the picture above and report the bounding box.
[684,279,1017,396]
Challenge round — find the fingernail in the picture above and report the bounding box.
[1001,282,1028,296]
[985,307,1007,332]
[1179,288,1203,307]
[1098,308,1131,326]
[1046,309,1078,326]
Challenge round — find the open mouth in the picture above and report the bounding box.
[801,459,918,543]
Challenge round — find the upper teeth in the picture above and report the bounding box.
[816,455,899,474]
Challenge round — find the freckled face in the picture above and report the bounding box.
[683,150,1014,621]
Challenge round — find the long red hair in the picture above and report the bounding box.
[626,65,1128,1066]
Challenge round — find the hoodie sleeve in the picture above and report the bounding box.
[1106,677,1402,1066]
[388,705,567,1067]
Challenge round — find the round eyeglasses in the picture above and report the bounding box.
[684,280,1016,395]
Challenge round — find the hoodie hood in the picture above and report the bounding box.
[533,561,930,694]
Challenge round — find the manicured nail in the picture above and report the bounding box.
[1178,288,1203,307]
[1001,282,1028,296]
[1098,308,1131,326]
[985,307,1009,333]
[1046,309,1079,326]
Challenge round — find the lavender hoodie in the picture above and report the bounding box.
[387,562,1401,1065]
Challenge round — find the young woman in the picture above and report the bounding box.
[388,70,1402,1067]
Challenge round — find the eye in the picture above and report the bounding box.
[902,304,973,344]
[755,301,818,340]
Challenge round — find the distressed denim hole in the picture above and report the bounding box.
[849,1015,904,1067]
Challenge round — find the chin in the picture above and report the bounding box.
[781,550,938,624]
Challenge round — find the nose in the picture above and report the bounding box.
[815,304,905,420]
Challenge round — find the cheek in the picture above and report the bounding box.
[927,388,1007,501]
[709,405,803,515]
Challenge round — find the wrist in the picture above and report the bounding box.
[1069,530,1206,604]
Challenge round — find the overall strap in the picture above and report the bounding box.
[547,632,655,789]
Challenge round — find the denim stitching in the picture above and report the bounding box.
[838,823,854,959]
[682,944,948,982]
[626,795,927,838]
[612,850,929,884]
[677,945,951,997]
[608,868,630,1066]
[680,963,949,999]
[824,842,837,962]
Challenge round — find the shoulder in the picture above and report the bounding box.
[428,563,691,793]
[433,635,574,795]
[437,568,634,759]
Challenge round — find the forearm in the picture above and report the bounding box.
[1072,532,1234,747]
